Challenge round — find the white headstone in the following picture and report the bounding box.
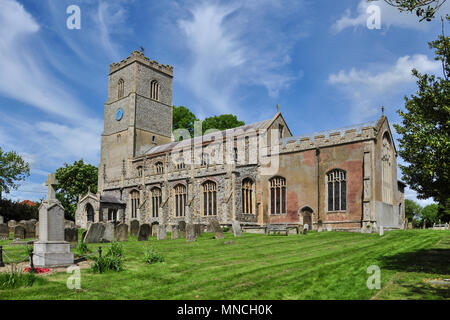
[33,173,74,267]
[327,225,332,232]
[379,226,384,236]
[303,224,309,231]
[318,227,323,232]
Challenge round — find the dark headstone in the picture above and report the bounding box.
[8,220,17,233]
[64,219,75,229]
[84,223,105,243]
[102,222,115,242]
[23,221,36,238]
[194,224,203,238]
[178,221,186,238]
[0,223,9,240]
[14,225,25,239]
[116,223,128,242]
[157,225,167,240]
[82,230,87,242]
[130,220,140,237]
[171,225,179,239]
[232,221,242,237]
[64,228,78,248]
[138,224,151,241]
[209,219,224,239]
[151,223,158,237]
[186,223,195,242]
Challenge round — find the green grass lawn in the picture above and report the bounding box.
[0,229,449,300]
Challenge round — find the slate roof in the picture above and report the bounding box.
[100,194,125,205]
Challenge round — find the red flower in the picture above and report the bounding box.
[24,267,50,274]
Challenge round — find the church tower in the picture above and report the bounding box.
[99,51,173,191]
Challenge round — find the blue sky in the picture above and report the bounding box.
[0,0,447,205]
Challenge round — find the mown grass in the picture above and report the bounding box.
[0,229,448,300]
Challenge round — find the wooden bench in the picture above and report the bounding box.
[265,224,289,236]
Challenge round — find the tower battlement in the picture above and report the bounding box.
[109,50,174,77]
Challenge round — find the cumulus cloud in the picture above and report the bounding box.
[176,1,304,115]
[328,54,441,122]
[331,0,450,33]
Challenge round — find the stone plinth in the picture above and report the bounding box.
[33,241,74,267]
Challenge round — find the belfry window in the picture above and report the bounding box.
[155,162,164,174]
[151,187,162,218]
[137,166,143,178]
[118,78,124,99]
[202,181,217,216]
[242,178,254,214]
[130,190,140,219]
[151,80,160,101]
[174,184,187,217]
[327,169,346,211]
[270,177,286,215]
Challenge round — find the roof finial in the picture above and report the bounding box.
[276,104,280,113]
[140,46,145,55]
[381,106,385,116]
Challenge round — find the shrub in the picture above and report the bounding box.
[0,270,37,289]
[144,247,164,264]
[90,242,124,273]
[222,226,230,232]
[76,242,90,255]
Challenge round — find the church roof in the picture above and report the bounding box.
[141,118,274,156]
[100,194,125,205]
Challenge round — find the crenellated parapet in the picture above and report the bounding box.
[109,50,174,77]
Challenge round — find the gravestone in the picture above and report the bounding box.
[0,215,3,224]
[171,225,179,239]
[35,221,39,238]
[194,224,202,238]
[186,223,195,242]
[64,228,78,248]
[151,224,158,237]
[14,225,25,239]
[130,220,140,237]
[318,227,323,232]
[84,223,105,243]
[138,224,151,241]
[232,221,242,237]
[210,219,224,239]
[303,224,309,235]
[379,226,384,236]
[327,225,332,232]
[0,223,9,240]
[81,230,87,242]
[33,173,74,267]
[64,220,75,229]
[8,220,16,233]
[116,223,128,242]
[23,221,36,238]
[157,225,167,240]
[178,221,186,238]
[103,222,115,242]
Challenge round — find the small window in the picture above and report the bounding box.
[118,78,124,99]
[201,153,210,166]
[108,209,117,221]
[279,124,284,140]
[130,190,140,219]
[137,166,143,178]
[242,178,254,214]
[152,135,156,143]
[117,134,121,144]
[151,188,162,218]
[151,80,160,101]
[155,162,164,174]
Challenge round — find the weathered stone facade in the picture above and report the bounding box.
[76,51,405,232]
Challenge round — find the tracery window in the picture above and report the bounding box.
[270,177,286,215]
[151,187,162,218]
[130,190,140,219]
[202,181,217,216]
[327,169,346,211]
[151,80,160,101]
[242,178,254,214]
[174,184,187,217]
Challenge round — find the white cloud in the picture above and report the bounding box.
[175,1,303,115]
[331,0,450,33]
[328,54,441,122]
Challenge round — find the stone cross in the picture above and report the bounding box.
[45,173,59,201]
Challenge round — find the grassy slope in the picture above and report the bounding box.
[0,229,448,300]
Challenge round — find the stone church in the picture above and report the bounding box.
[76,51,406,232]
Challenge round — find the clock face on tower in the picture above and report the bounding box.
[116,108,123,121]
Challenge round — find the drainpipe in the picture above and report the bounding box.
[316,148,320,224]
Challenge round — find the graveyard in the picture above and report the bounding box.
[0,228,448,300]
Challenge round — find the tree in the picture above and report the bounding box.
[371,0,447,21]
[394,17,450,222]
[421,203,439,226]
[55,160,98,220]
[0,147,30,200]
[173,106,199,137]
[405,199,422,222]
[201,114,245,135]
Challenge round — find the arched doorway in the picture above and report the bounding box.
[300,206,313,230]
[86,203,95,223]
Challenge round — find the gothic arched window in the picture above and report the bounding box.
[155,162,164,174]
[151,187,162,218]
[151,80,160,101]
[382,133,393,204]
[270,177,286,215]
[174,184,187,217]
[86,203,95,222]
[202,181,217,216]
[242,178,254,214]
[137,166,143,178]
[327,169,346,211]
[130,190,140,219]
[118,78,124,99]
